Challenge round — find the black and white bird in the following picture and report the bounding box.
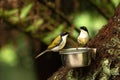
[77,26,89,47]
[35,32,69,58]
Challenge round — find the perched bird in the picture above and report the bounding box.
[77,26,89,47]
[35,32,69,58]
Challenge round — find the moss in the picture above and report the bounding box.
[100,58,120,80]
[102,59,111,75]
[66,69,78,80]
[99,59,111,80]
[110,67,119,76]
[117,56,120,60]
[106,36,120,48]
[107,49,115,55]
[99,73,109,80]
[106,36,120,55]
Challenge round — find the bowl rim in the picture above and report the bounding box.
[59,47,96,54]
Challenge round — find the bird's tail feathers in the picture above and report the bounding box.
[35,50,49,59]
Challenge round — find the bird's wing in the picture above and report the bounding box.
[48,35,62,49]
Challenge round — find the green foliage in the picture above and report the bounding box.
[27,19,43,33]
[20,4,33,19]
[111,0,120,7]
[0,3,33,24]
[0,35,37,80]
[0,44,18,66]
[0,9,18,17]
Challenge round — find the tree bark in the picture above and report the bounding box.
[48,4,120,80]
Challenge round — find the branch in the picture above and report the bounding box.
[37,0,79,32]
[88,0,109,20]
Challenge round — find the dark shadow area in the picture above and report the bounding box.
[35,52,62,80]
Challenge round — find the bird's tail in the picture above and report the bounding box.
[35,50,49,59]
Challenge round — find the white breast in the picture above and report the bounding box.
[79,30,89,38]
[77,29,89,44]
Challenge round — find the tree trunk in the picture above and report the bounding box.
[48,4,120,80]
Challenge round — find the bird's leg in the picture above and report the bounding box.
[76,44,80,50]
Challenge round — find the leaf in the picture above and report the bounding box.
[35,19,43,27]
[0,8,18,17]
[4,9,18,17]
[20,3,33,19]
[26,19,43,32]
[9,15,19,24]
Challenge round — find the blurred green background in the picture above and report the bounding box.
[0,0,119,80]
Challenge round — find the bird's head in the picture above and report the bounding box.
[60,32,69,37]
[80,26,88,32]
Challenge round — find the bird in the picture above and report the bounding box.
[77,26,90,47]
[35,32,69,58]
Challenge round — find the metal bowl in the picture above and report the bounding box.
[59,48,96,68]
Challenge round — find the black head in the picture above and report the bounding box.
[80,26,88,32]
[60,32,69,36]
